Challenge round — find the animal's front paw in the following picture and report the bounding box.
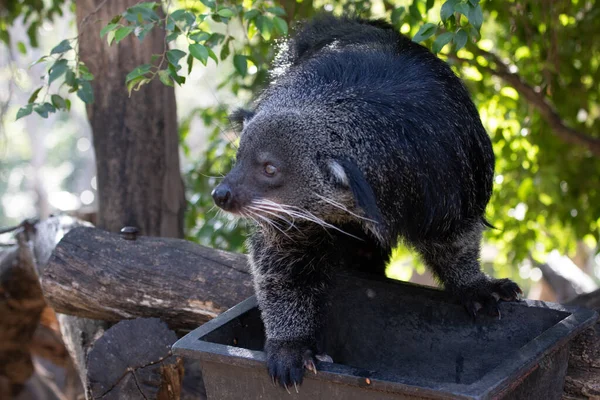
[265,339,317,391]
[459,277,522,319]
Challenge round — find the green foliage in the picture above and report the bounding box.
[6,0,600,283]
[181,106,248,252]
[460,1,600,273]
[0,0,68,47]
[16,40,94,120]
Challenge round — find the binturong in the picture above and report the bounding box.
[211,15,522,390]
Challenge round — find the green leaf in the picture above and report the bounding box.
[220,38,231,60]
[391,7,405,26]
[17,41,27,54]
[467,4,483,30]
[51,39,71,54]
[114,26,135,43]
[454,2,470,16]
[255,15,273,40]
[189,43,209,65]
[16,104,34,120]
[217,8,235,18]
[266,7,286,16]
[426,0,435,11]
[34,102,56,118]
[0,29,10,45]
[199,0,216,9]
[413,23,437,43]
[233,54,247,77]
[31,56,47,66]
[51,94,66,109]
[167,49,186,66]
[78,64,94,80]
[189,31,211,42]
[440,0,457,22]
[205,33,225,48]
[167,63,186,85]
[107,30,116,45]
[187,54,194,74]
[27,22,39,47]
[48,59,69,85]
[28,87,43,104]
[136,23,154,41]
[273,17,288,36]
[207,48,218,64]
[170,9,196,30]
[244,9,260,20]
[126,76,150,96]
[65,99,71,111]
[166,31,180,42]
[125,63,152,82]
[432,32,454,53]
[158,69,174,87]
[137,1,158,9]
[100,23,118,38]
[77,81,94,103]
[125,3,160,23]
[409,3,422,20]
[453,28,468,50]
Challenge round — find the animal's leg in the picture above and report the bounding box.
[416,223,522,318]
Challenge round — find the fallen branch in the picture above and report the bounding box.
[41,227,254,329]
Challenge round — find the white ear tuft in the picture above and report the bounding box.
[328,161,349,186]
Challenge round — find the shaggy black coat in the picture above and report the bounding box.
[213,15,521,389]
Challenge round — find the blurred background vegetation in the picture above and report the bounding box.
[1,0,599,297]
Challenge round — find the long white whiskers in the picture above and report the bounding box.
[315,194,379,223]
[249,199,363,241]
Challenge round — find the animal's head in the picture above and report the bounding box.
[211,109,386,242]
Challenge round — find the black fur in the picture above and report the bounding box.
[229,107,255,132]
[212,15,521,389]
[337,159,385,229]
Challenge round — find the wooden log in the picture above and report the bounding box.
[41,227,254,329]
[563,289,600,399]
[1,217,192,400]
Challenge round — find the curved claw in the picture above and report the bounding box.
[265,339,317,390]
[461,278,521,320]
[304,357,317,374]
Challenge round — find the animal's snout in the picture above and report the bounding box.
[211,184,233,210]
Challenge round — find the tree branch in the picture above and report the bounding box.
[450,47,600,157]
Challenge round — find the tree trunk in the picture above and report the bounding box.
[75,0,185,237]
[51,3,188,397]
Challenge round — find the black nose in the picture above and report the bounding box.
[212,184,232,209]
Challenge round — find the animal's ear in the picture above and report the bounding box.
[327,159,387,242]
[229,108,255,133]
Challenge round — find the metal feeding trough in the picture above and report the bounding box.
[173,273,597,399]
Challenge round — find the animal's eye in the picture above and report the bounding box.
[264,163,277,176]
